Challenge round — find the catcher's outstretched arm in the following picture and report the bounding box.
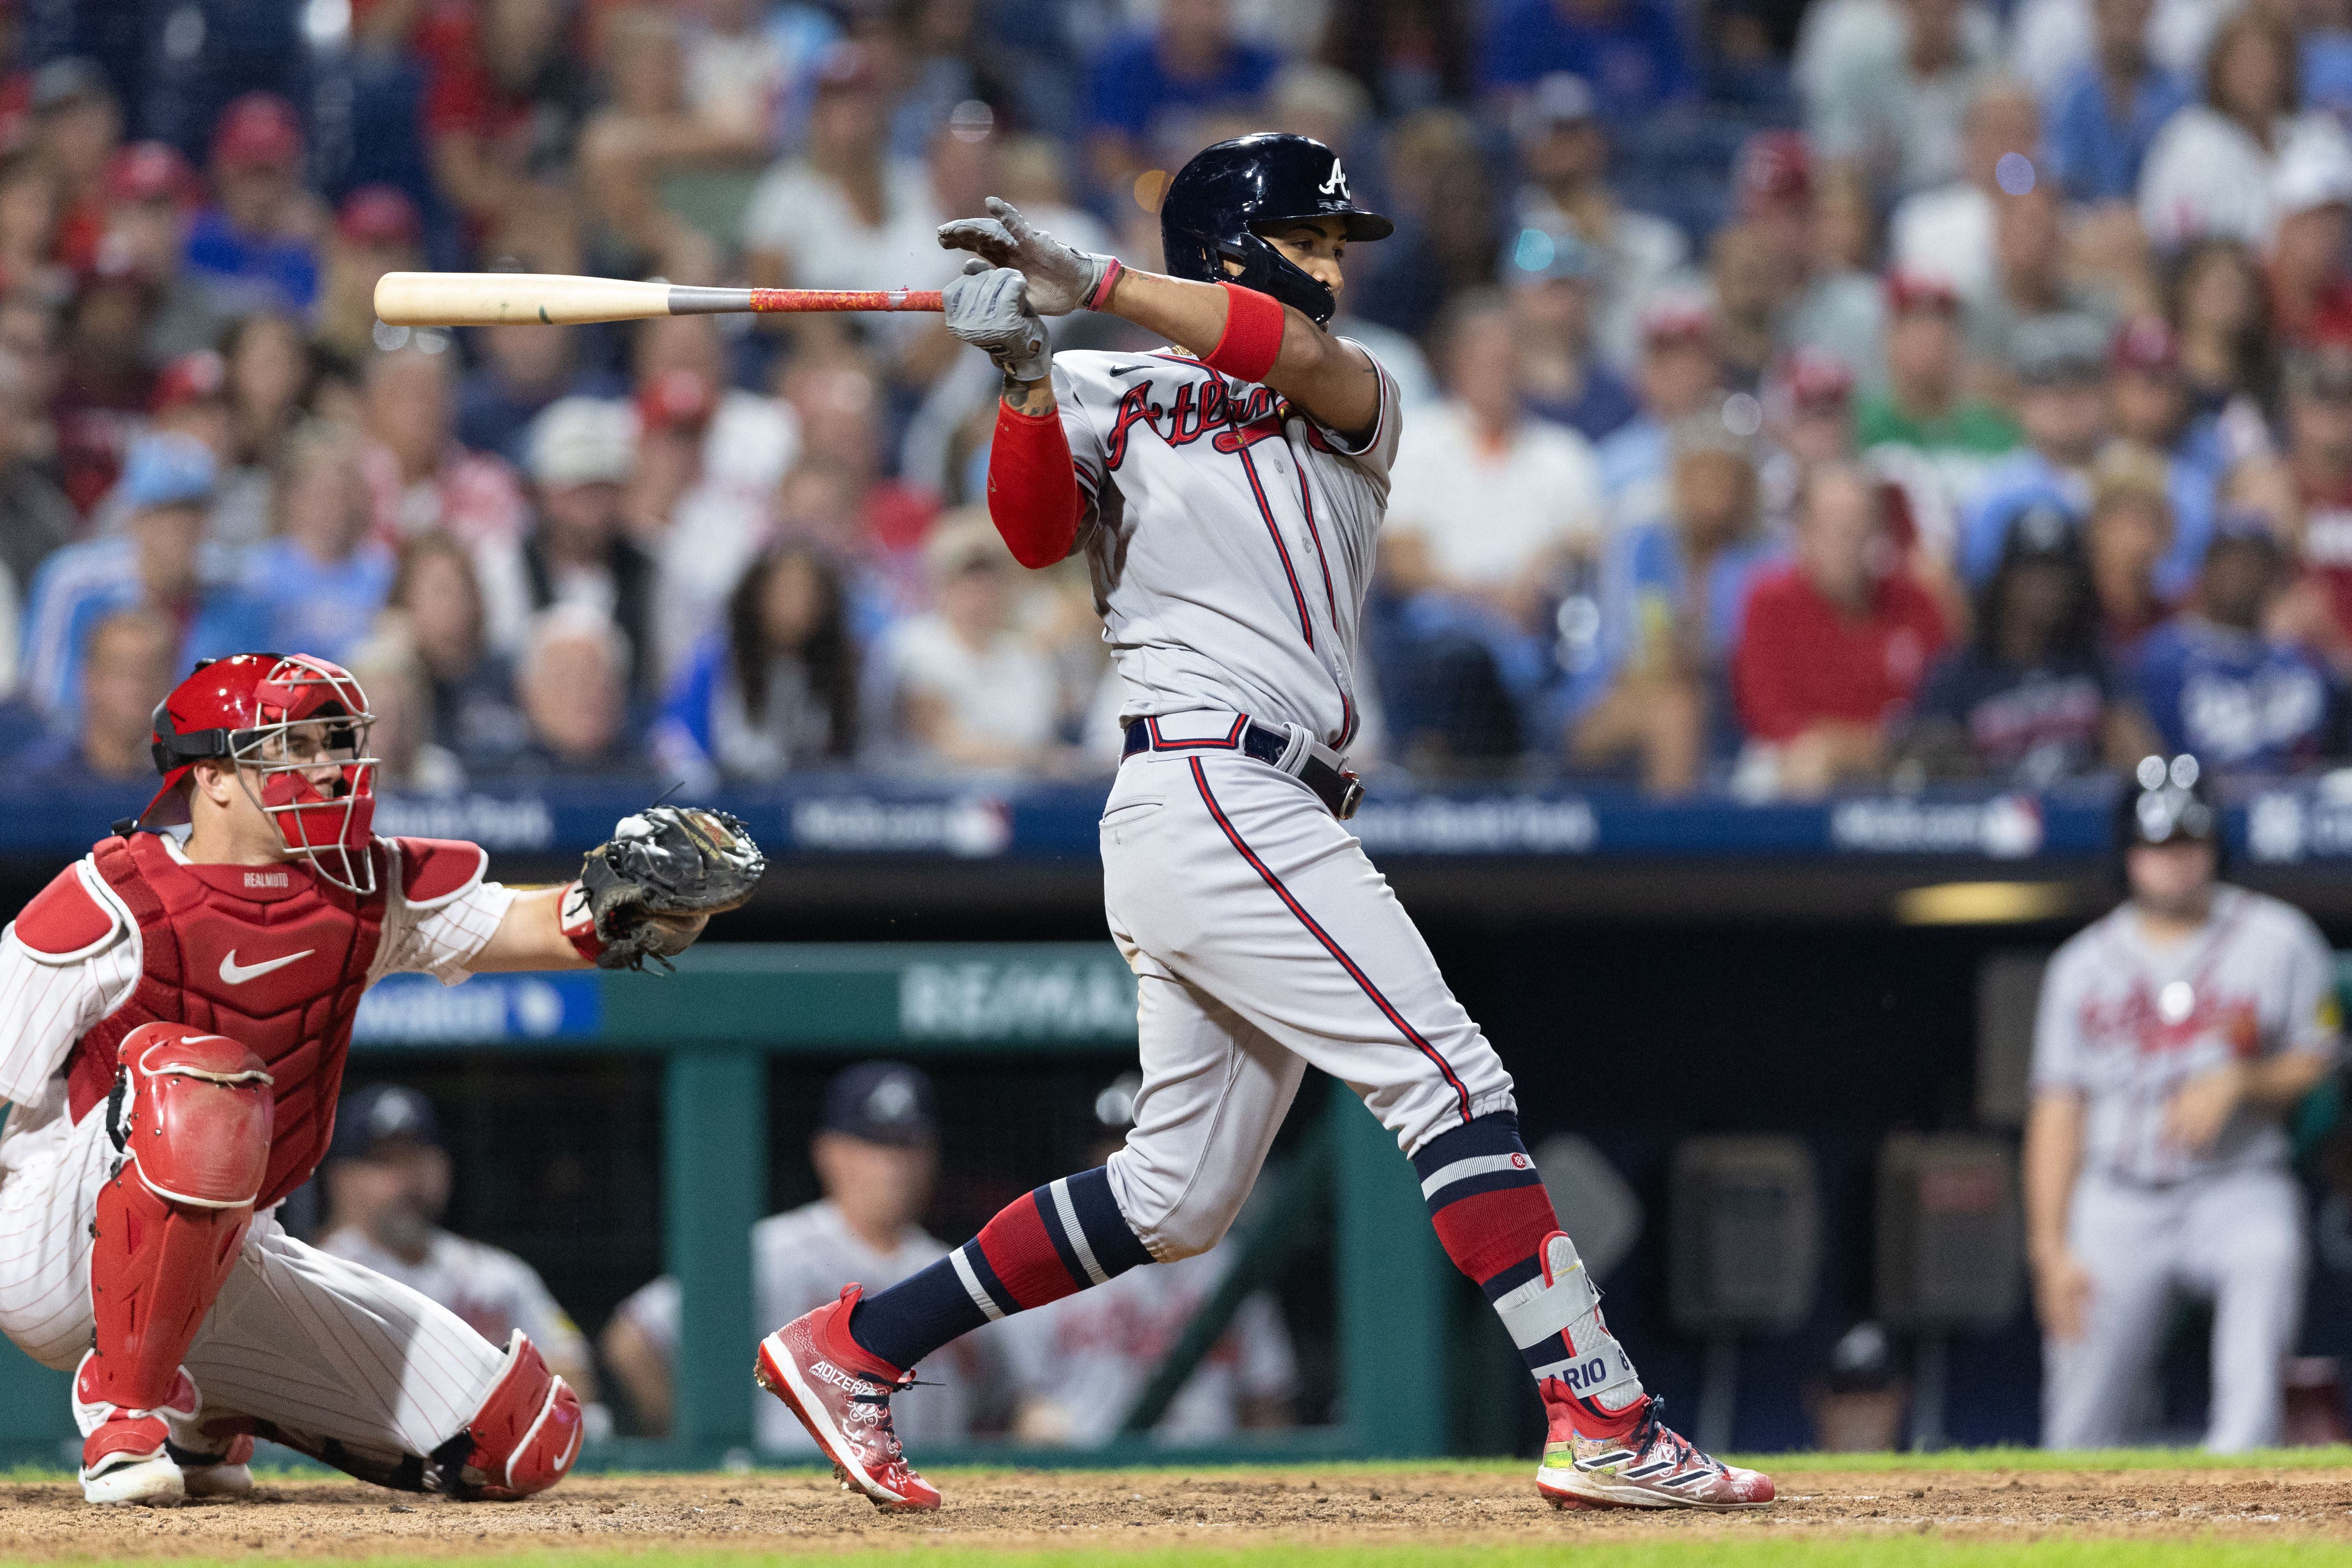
[468,886,627,973]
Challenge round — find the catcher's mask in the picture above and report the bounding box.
[136,652,380,894]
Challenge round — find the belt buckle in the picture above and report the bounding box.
[1335,770,1364,820]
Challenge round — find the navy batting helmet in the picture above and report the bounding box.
[1159,134,1392,327]
[2116,753,2222,878]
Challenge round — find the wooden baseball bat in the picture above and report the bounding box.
[373,272,946,327]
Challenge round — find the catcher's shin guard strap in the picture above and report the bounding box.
[1506,1232,1644,1408]
[557,881,604,965]
[1204,281,1285,384]
[446,1331,583,1500]
[986,400,1084,568]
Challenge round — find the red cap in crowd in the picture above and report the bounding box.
[337,184,421,249]
[638,368,717,435]
[1737,131,1810,211]
[151,349,227,413]
[1775,346,1854,411]
[813,43,879,95]
[2110,315,2179,375]
[1884,268,1961,316]
[1639,292,1714,348]
[211,93,303,172]
[105,141,198,208]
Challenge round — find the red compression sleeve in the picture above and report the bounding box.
[985,401,1085,568]
[1204,281,1286,383]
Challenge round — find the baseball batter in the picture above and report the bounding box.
[755,133,1774,1513]
[2027,754,2341,1450]
[0,652,758,1504]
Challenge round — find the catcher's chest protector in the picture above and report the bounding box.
[67,834,385,1209]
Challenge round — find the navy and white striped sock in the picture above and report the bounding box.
[848,1165,1154,1371]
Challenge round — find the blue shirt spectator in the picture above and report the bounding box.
[2044,64,2190,204]
[20,434,272,719]
[2135,523,2345,773]
[1566,504,1779,720]
[2306,29,2352,126]
[245,423,396,667]
[181,93,325,313]
[1479,0,1692,121]
[2137,618,2342,772]
[1085,17,1279,151]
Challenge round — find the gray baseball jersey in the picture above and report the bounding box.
[616,1199,990,1452]
[2031,885,2342,1186]
[319,1226,588,1373]
[1053,344,1402,749]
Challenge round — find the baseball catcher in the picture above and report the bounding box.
[0,652,758,1504]
[753,133,1772,1515]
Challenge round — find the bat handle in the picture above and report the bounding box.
[741,288,945,314]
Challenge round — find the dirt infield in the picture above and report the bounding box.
[2,1461,2351,1559]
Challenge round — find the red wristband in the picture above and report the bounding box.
[1086,256,1124,310]
[557,880,604,965]
[1203,281,1285,383]
[986,401,1085,568]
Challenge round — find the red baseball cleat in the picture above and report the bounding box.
[755,1285,940,1511]
[73,1353,201,1505]
[1536,1385,1776,1511]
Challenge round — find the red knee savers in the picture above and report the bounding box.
[117,1023,274,1208]
[454,1331,583,1501]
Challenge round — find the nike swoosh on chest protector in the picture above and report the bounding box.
[218,948,316,985]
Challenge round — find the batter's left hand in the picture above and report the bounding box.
[2163,1061,2248,1154]
[938,197,1114,316]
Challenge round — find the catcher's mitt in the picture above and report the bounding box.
[577,805,765,971]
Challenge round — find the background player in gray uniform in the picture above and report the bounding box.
[605,1062,990,1450]
[2027,755,2342,1450]
[753,132,1772,1514]
[318,1084,599,1411]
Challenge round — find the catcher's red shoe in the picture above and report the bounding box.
[73,1354,201,1505]
[755,1285,940,1511]
[1536,1384,1776,1511]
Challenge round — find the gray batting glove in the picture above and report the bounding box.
[945,258,1051,382]
[937,197,1117,317]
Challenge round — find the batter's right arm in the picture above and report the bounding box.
[2023,1090,2092,1341]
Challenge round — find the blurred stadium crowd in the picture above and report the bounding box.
[4,0,2352,794]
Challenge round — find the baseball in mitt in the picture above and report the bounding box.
[577,805,765,971]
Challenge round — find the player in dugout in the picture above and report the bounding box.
[602,1061,995,1449]
[317,1083,603,1424]
[2027,754,2342,1450]
[0,652,762,1504]
[754,132,1775,1513]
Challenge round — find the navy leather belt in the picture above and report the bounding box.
[1121,717,1364,819]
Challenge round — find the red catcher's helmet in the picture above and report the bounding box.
[138,653,380,893]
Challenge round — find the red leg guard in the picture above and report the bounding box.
[82,1024,272,1414]
[85,1162,253,1413]
[449,1332,583,1501]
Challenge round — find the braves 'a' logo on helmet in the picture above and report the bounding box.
[1318,160,1350,199]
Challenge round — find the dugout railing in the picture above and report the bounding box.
[0,944,1455,1470]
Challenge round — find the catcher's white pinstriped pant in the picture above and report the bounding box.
[0,1104,505,1465]
[1097,728,1516,1262]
